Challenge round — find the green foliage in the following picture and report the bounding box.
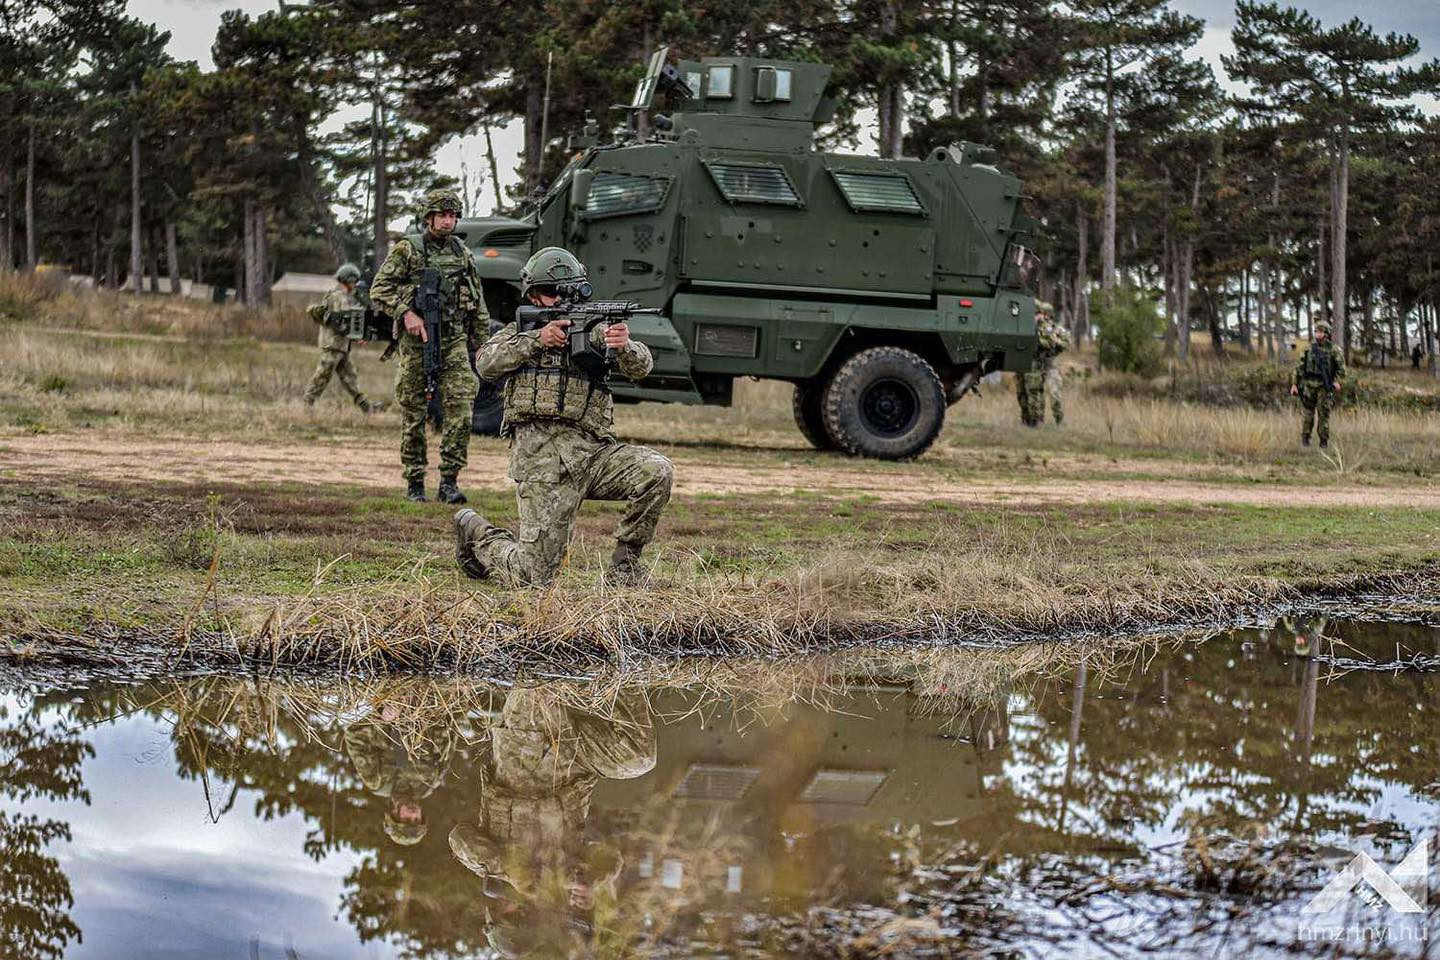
[1095,285,1165,376]
[36,374,66,393]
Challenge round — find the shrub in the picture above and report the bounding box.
[1094,284,1165,377]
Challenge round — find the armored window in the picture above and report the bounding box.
[685,71,703,99]
[830,171,926,215]
[704,161,803,207]
[775,69,792,101]
[707,64,734,99]
[583,172,670,219]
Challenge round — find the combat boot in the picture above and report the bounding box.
[608,540,648,586]
[1301,436,1311,448]
[437,475,467,504]
[453,509,489,580]
[406,478,427,502]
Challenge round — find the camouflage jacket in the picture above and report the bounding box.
[307,285,361,351]
[1036,317,1070,361]
[475,321,652,442]
[367,231,487,328]
[1293,340,1346,390]
[342,721,456,801]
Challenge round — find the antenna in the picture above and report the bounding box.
[538,51,554,185]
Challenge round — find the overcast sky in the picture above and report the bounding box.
[128,0,1440,219]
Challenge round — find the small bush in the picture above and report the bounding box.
[38,373,68,393]
[1094,284,1165,377]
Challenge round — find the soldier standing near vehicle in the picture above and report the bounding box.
[453,247,673,586]
[1290,319,1346,448]
[1017,301,1069,427]
[304,263,376,412]
[368,188,486,503]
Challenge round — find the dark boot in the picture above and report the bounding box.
[406,478,427,502]
[437,476,467,504]
[1301,436,1311,447]
[608,541,647,585]
[453,509,489,580]
[1318,438,1328,449]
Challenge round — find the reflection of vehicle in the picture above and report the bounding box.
[468,49,1040,458]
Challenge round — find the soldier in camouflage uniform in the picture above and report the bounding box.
[1290,320,1346,448]
[304,263,375,411]
[368,188,487,503]
[453,247,674,587]
[448,689,655,948]
[1016,301,1069,427]
[343,702,457,846]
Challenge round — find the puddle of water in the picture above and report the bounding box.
[3,616,1438,959]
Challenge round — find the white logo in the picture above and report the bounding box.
[1301,838,1429,915]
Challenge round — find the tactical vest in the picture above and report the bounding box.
[405,231,480,328]
[1300,343,1335,383]
[503,338,614,438]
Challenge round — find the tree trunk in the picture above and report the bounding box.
[1330,128,1349,355]
[1101,50,1117,301]
[242,197,256,306]
[0,155,11,271]
[1316,216,1326,328]
[877,0,904,159]
[1072,201,1089,344]
[254,202,271,308]
[146,225,160,292]
[1162,228,1176,355]
[1239,267,1253,353]
[25,120,36,271]
[522,69,544,196]
[129,93,143,295]
[166,221,180,294]
[1177,164,1201,364]
[372,77,390,264]
[483,120,503,211]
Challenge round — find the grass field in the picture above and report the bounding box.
[2,275,1439,667]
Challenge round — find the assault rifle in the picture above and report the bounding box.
[514,299,661,377]
[351,279,396,346]
[417,266,444,402]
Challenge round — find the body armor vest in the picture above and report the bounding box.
[503,336,614,438]
[405,231,479,327]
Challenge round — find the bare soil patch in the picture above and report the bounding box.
[4,426,1437,509]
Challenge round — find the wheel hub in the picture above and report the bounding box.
[860,378,919,437]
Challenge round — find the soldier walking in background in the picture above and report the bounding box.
[304,263,375,412]
[1290,319,1346,448]
[368,188,486,503]
[1017,301,1069,427]
[453,247,673,587]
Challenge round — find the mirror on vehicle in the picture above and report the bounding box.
[570,168,594,214]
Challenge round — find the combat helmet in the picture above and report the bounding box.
[1035,300,1055,317]
[520,246,590,298]
[335,262,362,283]
[419,187,463,219]
[1315,320,1332,335]
[384,811,428,846]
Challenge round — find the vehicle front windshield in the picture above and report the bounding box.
[535,150,589,214]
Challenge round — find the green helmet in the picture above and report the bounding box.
[520,246,588,296]
[335,262,361,283]
[1315,320,1332,334]
[419,188,463,219]
[1035,300,1055,316]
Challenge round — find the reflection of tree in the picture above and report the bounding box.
[0,699,92,960]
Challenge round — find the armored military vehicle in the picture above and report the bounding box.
[464,48,1040,459]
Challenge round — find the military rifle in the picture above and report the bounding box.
[515,299,661,377]
[417,266,445,402]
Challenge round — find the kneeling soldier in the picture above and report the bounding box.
[454,247,673,586]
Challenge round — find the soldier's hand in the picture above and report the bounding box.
[604,322,631,350]
[1290,385,1298,397]
[403,310,427,342]
[539,318,571,348]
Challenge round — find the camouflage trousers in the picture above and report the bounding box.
[1298,381,1337,444]
[305,346,367,407]
[472,422,674,587]
[395,331,478,482]
[1017,360,1063,426]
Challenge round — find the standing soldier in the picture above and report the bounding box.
[368,188,486,503]
[1017,301,1069,427]
[304,263,375,412]
[453,247,674,587]
[1290,319,1346,448]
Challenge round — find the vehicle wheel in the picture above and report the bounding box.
[791,383,833,450]
[472,378,505,436]
[821,346,945,460]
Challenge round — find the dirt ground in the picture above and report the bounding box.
[5,426,1438,509]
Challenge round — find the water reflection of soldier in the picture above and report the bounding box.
[448,689,656,952]
[343,702,457,846]
[1283,614,1329,659]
